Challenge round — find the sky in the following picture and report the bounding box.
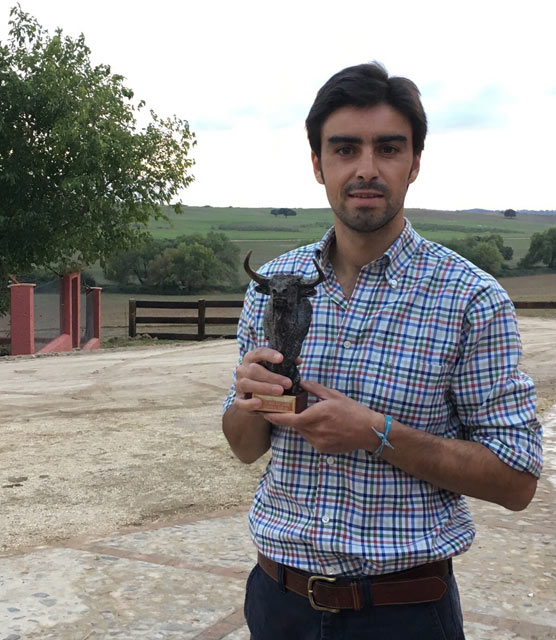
[1,0,555,211]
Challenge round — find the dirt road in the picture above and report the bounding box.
[1,316,555,555]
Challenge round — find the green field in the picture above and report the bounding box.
[85,205,556,286]
[146,205,556,282]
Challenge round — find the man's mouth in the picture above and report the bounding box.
[349,192,384,199]
[347,191,385,206]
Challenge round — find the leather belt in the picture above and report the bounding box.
[257,552,449,612]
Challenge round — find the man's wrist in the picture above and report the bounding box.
[370,415,394,457]
[365,412,394,456]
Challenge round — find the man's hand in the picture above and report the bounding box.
[264,379,383,454]
[234,347,294,413]
[223,347,298,463]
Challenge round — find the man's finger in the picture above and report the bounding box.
[235,396,264,412]
[301,379,342,400]
[263,411,299,426]
[237,361,292,390]
[243,347,283,365]
[238,380,287,397]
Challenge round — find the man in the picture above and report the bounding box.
[222,63,543,639]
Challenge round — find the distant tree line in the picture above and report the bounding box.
[103,232,239,293]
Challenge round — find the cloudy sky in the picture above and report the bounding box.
[2,0,555,211]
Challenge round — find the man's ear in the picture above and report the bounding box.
[408,152,421,185]
[311,151,325,185]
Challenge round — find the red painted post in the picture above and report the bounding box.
[59,273,72,337]
[9,283,36,355]
[83,287,102,350]
[70,273,81,348]
[91,287,101,339]
[59,272,81,347]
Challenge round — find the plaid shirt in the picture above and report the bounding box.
[224,220,543,576]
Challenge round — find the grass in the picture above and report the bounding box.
[81,205,556,286]
[150,205,555,273]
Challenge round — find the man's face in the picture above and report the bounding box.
[312,104,421,235]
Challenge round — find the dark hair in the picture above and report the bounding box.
[306,62,427,158]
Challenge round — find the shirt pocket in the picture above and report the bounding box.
[352,354,450,431]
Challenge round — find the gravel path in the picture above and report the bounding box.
[1,317,554,555]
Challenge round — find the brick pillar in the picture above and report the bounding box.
[59,272,81,348]
[9,283,36,355]
[83,287,102,350]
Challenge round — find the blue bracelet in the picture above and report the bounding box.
[370,415,394,457]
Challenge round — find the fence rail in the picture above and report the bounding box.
[128,298,556,342]
[512,301,556,308]
[129,299,244,341]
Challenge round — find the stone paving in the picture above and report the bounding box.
[0,510,252,640]
[1,416,555,640]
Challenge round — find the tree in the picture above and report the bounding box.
[194,231,240,287]
[519,228,556,269]
[270,208,297,217]
[104,232,240,292]
[444,235,507,275]
[0,6,196,313]
[147,242,222,293]
[470,241,503,275]
[481,233,513,261]
[504,209,517,218]
[103,238,174,285]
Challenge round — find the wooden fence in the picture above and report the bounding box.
[128,299,244,341]
[128,299,556,342]
[512,301,556,309]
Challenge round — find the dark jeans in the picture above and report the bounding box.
[244,563,466,640]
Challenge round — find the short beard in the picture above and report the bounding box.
[335,205,401,233]
[334,181,403,233]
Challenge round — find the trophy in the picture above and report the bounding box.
[243,251,325,413]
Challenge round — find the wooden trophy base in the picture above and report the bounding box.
[247,391,308,414]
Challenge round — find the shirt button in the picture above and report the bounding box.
[389,278,398,288]
[322,515,330,524]
[343,340,352,349]
[326,566,337,576]
[326,456,336,466]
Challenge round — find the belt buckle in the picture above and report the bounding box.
[307,575,340,613]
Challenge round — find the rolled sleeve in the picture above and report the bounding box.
[451,287,543,478]
[222,284,259,414]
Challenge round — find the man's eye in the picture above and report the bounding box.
[380,144,397,155]
[336,146,354,156]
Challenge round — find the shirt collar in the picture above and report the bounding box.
[314,218,423,284]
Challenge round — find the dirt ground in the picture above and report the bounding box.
[1,316,555,556]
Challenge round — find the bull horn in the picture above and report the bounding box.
[303,259,326,289]
[243,251,270,288]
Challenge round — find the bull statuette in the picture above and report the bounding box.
[244,251,325,411]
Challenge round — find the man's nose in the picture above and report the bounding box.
[355,151,379,181]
